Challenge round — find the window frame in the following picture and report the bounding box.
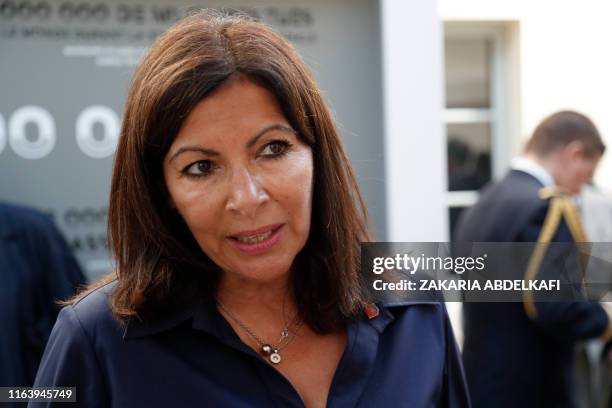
[444,21,520,209]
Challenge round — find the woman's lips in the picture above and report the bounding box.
[227,224,284,254]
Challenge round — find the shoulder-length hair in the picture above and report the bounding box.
[79,10,370,333]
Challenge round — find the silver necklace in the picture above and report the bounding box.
[216,301,302,365]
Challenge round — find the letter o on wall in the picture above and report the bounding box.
[0,113,6,154]
[76,105,119,158]
[9,106,56,160]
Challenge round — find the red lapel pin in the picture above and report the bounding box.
[364,303,379,319]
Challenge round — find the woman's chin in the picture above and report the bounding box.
[220,262,293,287]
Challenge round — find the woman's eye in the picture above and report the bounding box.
[261,140,290,157]
[184,160,214,177]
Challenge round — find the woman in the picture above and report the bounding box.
[31,11,470,408]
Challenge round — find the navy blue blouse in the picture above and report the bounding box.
[30,280,470,407]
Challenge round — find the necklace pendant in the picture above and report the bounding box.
[269,351,281,364]
[261,344,273,356]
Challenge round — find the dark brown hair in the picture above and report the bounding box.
[75,10,370,333]
[525,110,605,157]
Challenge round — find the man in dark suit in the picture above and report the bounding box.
[455,111,611,408]
[0,202,86,392]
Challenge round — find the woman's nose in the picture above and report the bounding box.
[225,168,269,218]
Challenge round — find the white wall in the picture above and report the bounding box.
[381,0,448,241]
[439,0,612,188]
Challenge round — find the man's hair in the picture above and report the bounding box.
[71,10,371,333]
[525,110,605,158]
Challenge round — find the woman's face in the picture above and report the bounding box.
[163,77,313,285]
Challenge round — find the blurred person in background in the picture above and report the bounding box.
[455,110,611,408]
[576,184,612,407]
[0,202,85,395]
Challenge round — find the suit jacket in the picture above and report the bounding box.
[0,202,86,392]
[455,170,608,408]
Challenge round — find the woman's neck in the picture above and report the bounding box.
[215,272,298,326]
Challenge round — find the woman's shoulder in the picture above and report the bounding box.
[58,278,124,341]
[379,301,450,336]
[377,301,460,360]
[34,279,120,399]
[381,300,445,314]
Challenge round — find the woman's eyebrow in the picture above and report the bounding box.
[168,146,219,163]
[168,123,296,163]
[245,123,296,149]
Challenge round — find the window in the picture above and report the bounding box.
[444,22,519,238]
